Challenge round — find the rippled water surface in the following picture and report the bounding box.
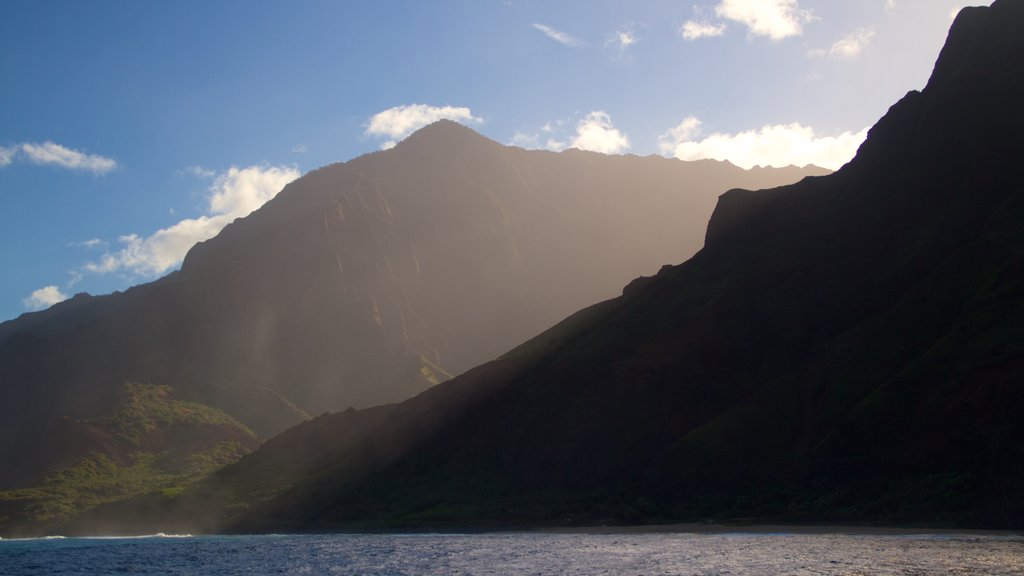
[1,531,1022,575]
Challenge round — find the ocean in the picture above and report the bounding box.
[1,531,1022,575]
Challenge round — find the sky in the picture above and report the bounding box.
[0,0,989,321]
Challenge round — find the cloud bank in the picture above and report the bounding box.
[365,104,482,149]
[659,116,868,170]
[22,285,68,311]
[0,141,117,175]
[84,165,299,278]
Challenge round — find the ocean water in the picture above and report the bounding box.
[1,531,1022,575]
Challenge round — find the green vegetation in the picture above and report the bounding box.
[0,383,257,535]
[97,382,255,446]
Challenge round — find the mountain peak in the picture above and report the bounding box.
[395,119,496,151]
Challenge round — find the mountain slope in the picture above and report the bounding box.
[102,0,1024,534]
[0,121,821,496]
[0,383,258,530]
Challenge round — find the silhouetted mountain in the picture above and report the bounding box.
[0,114,821,529]
[89,0,1024,534]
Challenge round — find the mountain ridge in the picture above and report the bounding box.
[0,114,826,534]
[73,0,1024,535]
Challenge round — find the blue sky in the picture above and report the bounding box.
[0,0,987,321]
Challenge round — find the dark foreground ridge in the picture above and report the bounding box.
[41,0,1024,534]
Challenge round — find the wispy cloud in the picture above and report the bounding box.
[73,238,107,249]
[715,0,814,40]
[570,111,630,155]
[532,23,584,48]
[508,128,566,152]
[659,116,867,170]
[0,146,15,167]
[22,285,68,311]
[365,104,482,149]
[605,27,638,58]
[885,0,897,11]
[509,131,541,149]
[185,165,216,179]
[83,165,299,278]
[809,26,875,59]
[290,143,308,154]
[0,141,117,175]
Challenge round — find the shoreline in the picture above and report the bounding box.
[6,524,1021,540]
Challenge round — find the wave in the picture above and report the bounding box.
[83,533,194,540]
[1,533,193,542]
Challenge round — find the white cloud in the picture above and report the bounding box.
[84,165,299,278]
[546,138,567,151]
[885,0,897,10]
[532,23,584,47]
[821,26,875,59]
[17,141,117,175]
[0,146,15,167]
[715,0,814,40]
[570,111,630,155]
[605,28,638,57]
[290,143,308,154]
[364,104,482,149]
[681,20,728,40]
[22,285,68,311]
[512,113,629,155]
[659,117,868,170]
[659,116,704,146]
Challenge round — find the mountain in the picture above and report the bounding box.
[76,0,1024,534]
[0,118,822,527]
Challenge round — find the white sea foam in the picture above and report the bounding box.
[81,533,194,540]
[1,533,193,542]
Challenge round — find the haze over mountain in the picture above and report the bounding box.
[72,0,1024,535]
[0,122,823,530]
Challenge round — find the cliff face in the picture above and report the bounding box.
[132,1,1024,533]
[0,120,821,493]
